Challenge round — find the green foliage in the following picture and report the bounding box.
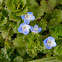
[38,19,47,30]
[0,12,7,26]
[50,25,62,39]
[54,46,62,55]
[40,0,51,13]
[13,56,23,62]
[28,57,62,62]
[0,0,5,9]
[47,9,62,29]
[0,33,4,43]
[48,0,56,9]
[13,35,25,48]
[17,47,26,56]
[30,19,47,31]
[0,33,4,48]
[0,45,15,62]
[54,46,62,61]
[5,0,26,12]
[0,0,62,62]
[24,33,43,57]
[56,0,62,5]
[0,24,14,40]
[5,0,28,21]
[26,0,44,19]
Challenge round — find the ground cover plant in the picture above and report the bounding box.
[0,0,62,62]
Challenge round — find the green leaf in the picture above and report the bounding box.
[17,47,26,56]
[24,33,43,57]
[9,12,21,22]
[56,55,62,61]
[48,9,62,29]
[0,0,3,4]
[50,25,62,39]
[13,36,25,48]
[54,46,62,61]
[13,56,23,62]
[5,0,28,21]
[0,12,7,26]
[0,24,14,40]
[38,19,47,30]
[0,33,4,47]
[54,46,62,55]
[27,0,44,19]
[0,0,5,9]
[48,0,56,9]
[5,0,26,12]
[40,0,51,13]
[56,0,62,5]
[28,57,59,62]
[1,45,15,62]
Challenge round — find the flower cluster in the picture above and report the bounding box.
[18,12,57,49]
[18,12,42,35]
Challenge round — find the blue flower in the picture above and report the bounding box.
[43,36,57,49]
[18,23,30,35]
[21,12,35,24]
[30,24,42,33]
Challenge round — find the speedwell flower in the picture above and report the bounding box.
[21,12,35,24]
[18,23,30,35]
[43,36,57,49]
[30,24,42,33]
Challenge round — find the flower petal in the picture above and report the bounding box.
[48,36,55,42]
[30,26,33,32]
[23,30,29,35]
[38,27,42,33]
[45,44,52,49]
[24,19,30,24]
[43,38,48,45]
[52,41,57,47]
[21,15,25,20]
[30,15,35,21]
[18,27,23,33]
[27,12,33,15]
[20,23,26,27]
[34,24,38,28]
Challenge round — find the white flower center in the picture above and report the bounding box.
[47,39,53,47]
[33,27,38,31]
[25,14,32,20]
[22,25,28,31]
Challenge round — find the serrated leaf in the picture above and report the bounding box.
[40,0,51,13]
[50,25,62,39]
[24,33,43,57]
[13,36,25,48]
[27,0,44,19]
[9,12,21,21]
[5,0,26,12]
[38,19,47,30]
[48,0,56,9]
[0,24,14,40]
